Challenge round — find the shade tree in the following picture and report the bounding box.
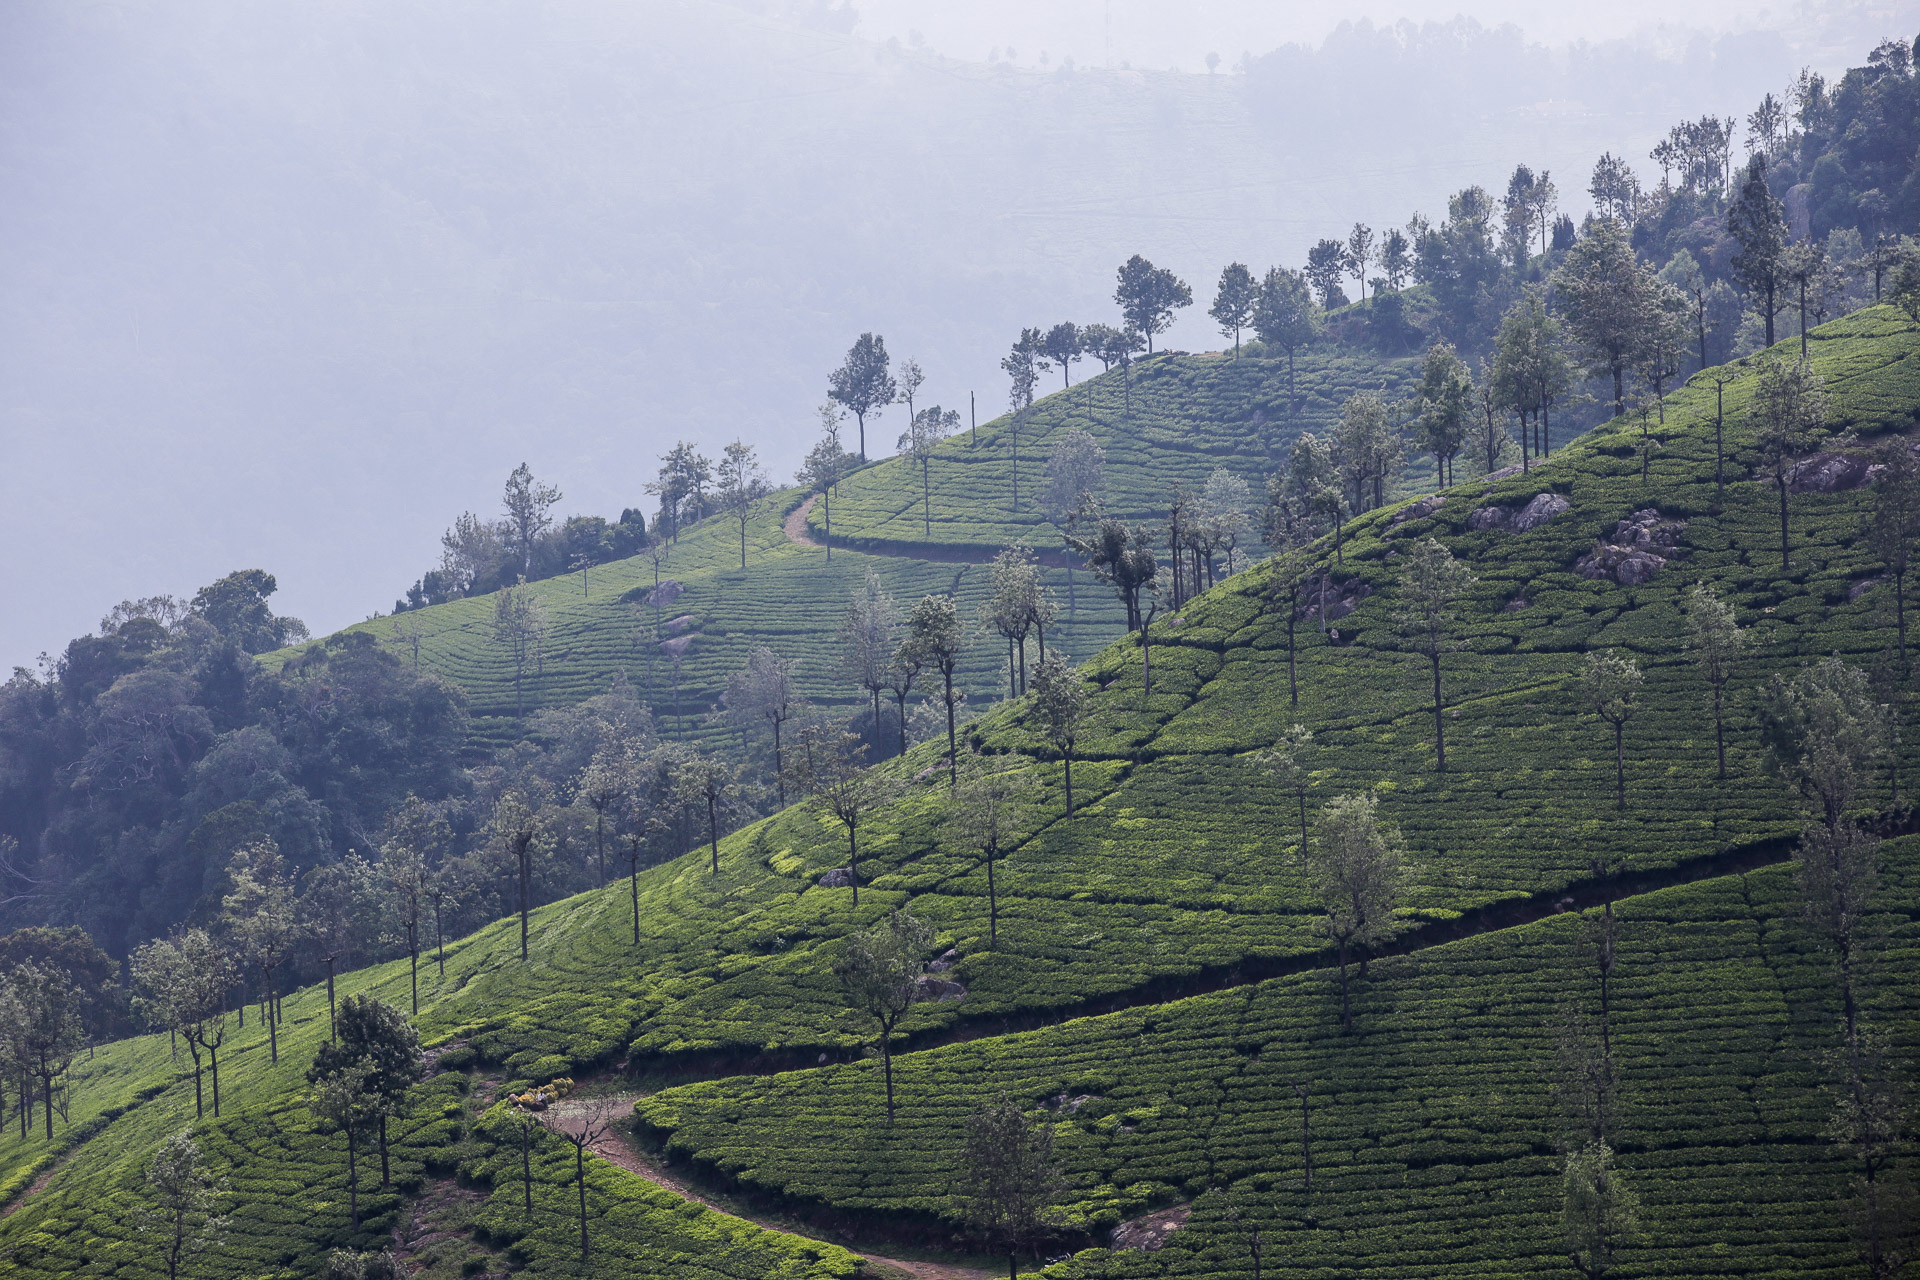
[1254,724,1315,859]
[798,405,854,561]
[784,725,897,907]
[898,406,960,538]
[1253,267,1317,400]
[1727,157,1790,348]
[140,1130,228,1280]
[1308,793,1406,1033]
[1580,651,1645,810]
[1,961,87,1141]
[839,571,899,745]
[1028,653,1090,815]
[943,757,1041,948]
[308,993,423,1190]
[955,1094,1067,1280]
[828,332,897,460]
[1555,219,1657,418]
[715,439,771,569]
[1413,342,1473,486]
[901,594,967,783]
[220,840,300,1064]
[501,463,563,577]
[1391,538,1477,773]
[1209,263,1258,356]
[1113,254,1192,354]
[1040,323,1083,387]
[672,755,743,873]
[1866,437,1920,662]
[1345,223,1374,301]
[1758,655,1892,833]
[1751,355,1830,570]
[1684,585,1744,780]
[724,647,800,805]
[982,546,1046,698]
[833,908,937,1122]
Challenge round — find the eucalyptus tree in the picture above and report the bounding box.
[715,439,770,568]
[141,1131,228,1280]
[1254,267,1317,401]
[982,547,1044,697]
[1751,355,1830,570]
[902,594,966,781]
[724,647,799,804]
[944,758,1041,947]
[673,755,743,873]
[501,462,561,576]
[1041,322,1083,387]
[898,406,959,538]
[1581,651,1645,810]
[489,793,543,961]
[1262,468,1317,702]
[1866,437,1920,662]
[1727,157,1789,348]
[798,405,853,562]
[1345,223,1375,302]
[309,994,423,1190]
[1392,539,1477,772]
[1209,262,1258,356]
[1685,585,1743,779]
[1758,655,1891,834]
[894,357,925,423]
[2,961,86,1140]
[1073,515,1157,633]
[307,1059,379,1231]
[1041,428,1103,612]
[834,909,936,1122]
[380,800,446,1014]
[957,1095,1067,1280]
[1336,392,1400,513]
[785,725,897,908]
[132,930,235,1118]
[1254,724,1316,859]
[1414,342,1473,486]
[1556,219,1656,417]
[829,332,897,460]
[1029,653,1090,815]
[1001,329,1041,511]
[1309,793,1405,1033]
[221,840,299,1063]
[840,571,898,743]
[1305,239,1347,308]
[1113,254,1191,354]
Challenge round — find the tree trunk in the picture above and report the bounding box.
[1764,279,1776,348]
[521,1124,533,1215]
[986,842,998,947]
[1430,652,1446,772]
[1287,603,1298,707]
[847,824,860,908]
[631,863,642,944]
[519,846,531,962]
[1297,792,1309,862]
[578,1140,590,1258]
[1777,476,1791,570]
[1063,749,1075,816]
[1614,720,1626,810]
[409,942,419,1017]
[210,1046,220,1117]
[264,965,278,1064]
[347,1127,359,1230]
[379,1114,390,1188]
[1612,362,1625,419]
[187,1044,204,1119]
[1713,681,1727,780]
[326,957,337,1038]
[944,677,958,787]
[707,793,720,873]
[881,1024,896,1122]
[895,693,910,758]
[1007,636,1016,700]
[1141,625,1152,695]
[41,1070,53,1141]
[1336,937,1352,1032]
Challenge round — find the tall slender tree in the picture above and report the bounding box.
[1029,653,1090,815]
[901,594,966,784]
[1727,157,1789,349]
[1685,585,1744,780]
[1752,355,1830,570]
[1308,793,1405,1033]
[828,332,897,460]
[1113,255,1192,354]
[1581,651,1645,810]
[715,440,770,569]
[1392,539,1477,772]
[1210,263,1258,356]
[834,909,935,1122]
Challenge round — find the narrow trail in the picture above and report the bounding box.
[542,1096,995,1280]
[0,1160,66,1219]
[782,494,1080,569]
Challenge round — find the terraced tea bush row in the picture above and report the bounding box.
[637,844,1920,1278]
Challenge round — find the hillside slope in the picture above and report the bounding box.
[5,308,1918,1278]
[287,344,1418,748]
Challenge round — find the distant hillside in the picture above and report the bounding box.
[290,345,1421,749]
[11,307,1920,1278]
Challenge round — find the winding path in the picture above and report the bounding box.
[783,495,1080,569]
[542,1095,994,1280]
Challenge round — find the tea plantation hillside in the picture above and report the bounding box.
[275,344,1417,750]
[277,489,1130,753]
[5,309,1917,1279]
[635,845,1920,1278]
[809,346,1422,556]
[235,306,1917,1085]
